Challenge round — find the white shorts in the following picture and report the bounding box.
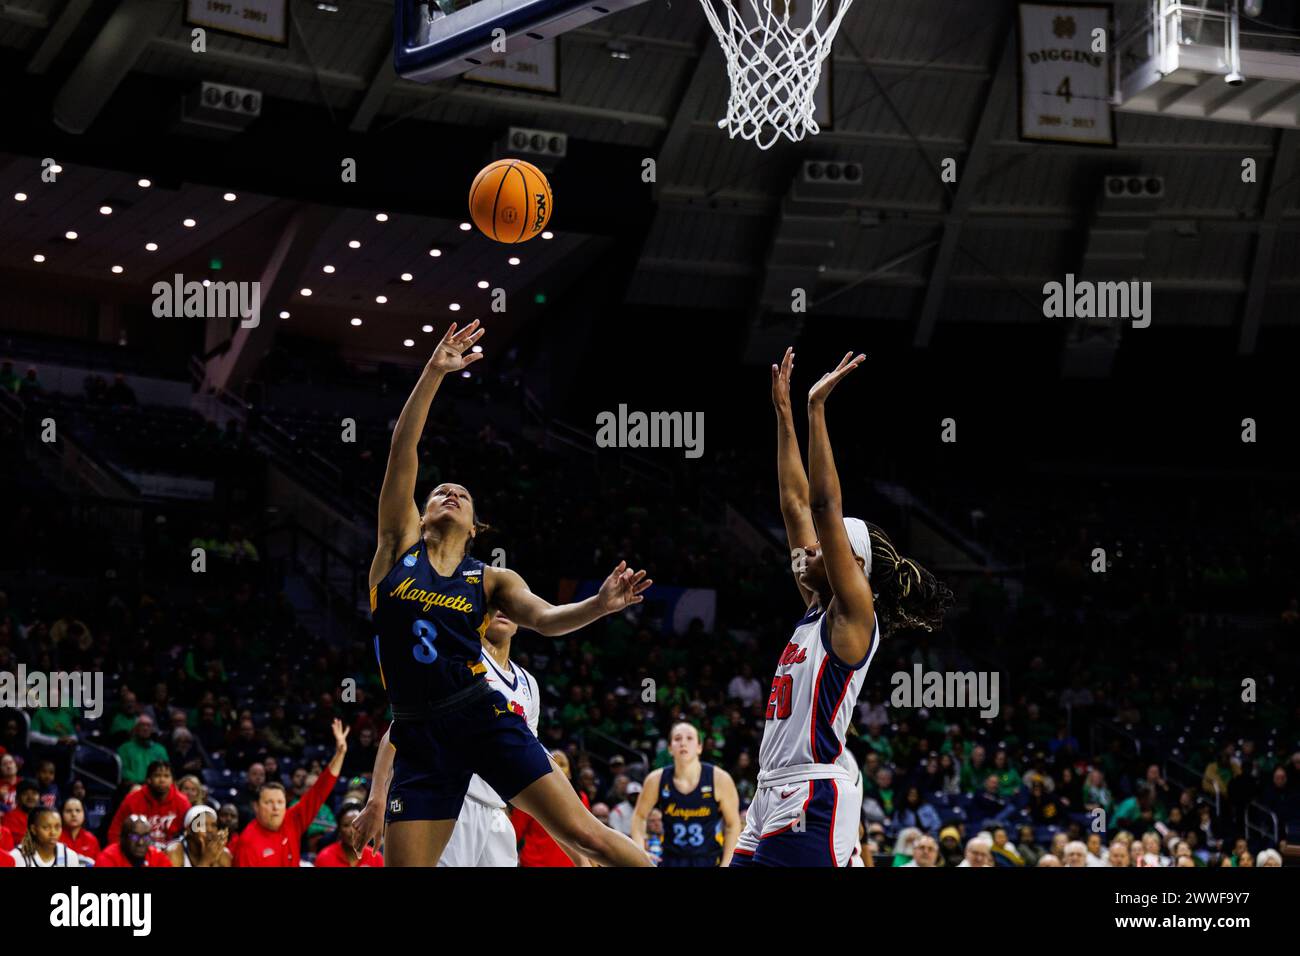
[732,777,861,867]
[437,799,517,867]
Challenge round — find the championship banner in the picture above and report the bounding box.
[1018,3,1114,146]
[185,0,289,46]
[465,40,561,94]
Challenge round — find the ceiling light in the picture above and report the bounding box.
[459,222,471,231]
[477,280,489,289]
[279,311,290,319]
[403,339,415,347]
[471,345,482,353]
[350,317,362,326]
[111,265,124,274]
[542,231,553,240]
[375,295,388,304]
[349,240,361,249]
[323,264,335,274]
[300,288,312,296]
[401,273,413,282]
[13,193,27,202]
[50,165,62,174]
[461,371,471,378]
[145,242,158,252]
[429,248,442,257]
[202,279,211,287]
[223,192,237,202]
[375,212,389,222]
[183,218,196,228]
[422,324,433,333]
[32,254,45,263]
[508,257,520,266]
[99,205,112,215]
[449,303,461,311]
[65,231,78,240]
[138,178,151,188]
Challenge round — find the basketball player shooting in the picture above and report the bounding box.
[730,349,951,866]
[357,320,654,867]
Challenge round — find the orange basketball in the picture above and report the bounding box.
[468,159,553,243]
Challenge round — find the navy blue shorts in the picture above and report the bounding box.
[385,692,552,823]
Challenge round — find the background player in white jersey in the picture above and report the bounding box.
[731,349,951,867]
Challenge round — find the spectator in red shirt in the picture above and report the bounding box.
[512,751,589,867]
[97,815,173,867]
[1,781,39,844]
[235,719,348,867]
[218,802,241,857]
[58,797,100,861]
[108,761,191,844]
[0,754,20,812]
[315,804,383,867]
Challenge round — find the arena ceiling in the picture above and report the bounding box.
[1,0,1299,363]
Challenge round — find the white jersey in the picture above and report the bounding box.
[756,606,879,789]
[10,844,86,867]
[466,652,540,809]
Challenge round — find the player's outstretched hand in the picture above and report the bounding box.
[426,320,485,375]
[331,718,350,754]
[808,352,865,407]
[352,800,385,851]
[596,560,651,613]
[771,347,795,416]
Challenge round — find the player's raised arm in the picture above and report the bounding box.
[806,352,876,661]
[772,347,817,608]
[370,320,485,587]
[485,563,650,637]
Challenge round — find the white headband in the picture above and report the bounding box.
[843,517,872,579]
[184,805,217,830]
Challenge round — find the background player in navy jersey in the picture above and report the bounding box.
[362,321,653,868]
[730,350,951,866]
[630,721,740,866]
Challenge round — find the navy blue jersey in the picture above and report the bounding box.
[659,763,723,865]
[371,542,490,712]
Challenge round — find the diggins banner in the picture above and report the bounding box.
[1018,3,1115,146]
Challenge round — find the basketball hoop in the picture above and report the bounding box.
[697,0,853,150]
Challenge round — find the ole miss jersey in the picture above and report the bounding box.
[464,654,541,809]
[757,606,879,785]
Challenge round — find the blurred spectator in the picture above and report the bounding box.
[58,797,100,861]
[97,814,172,867]
[108,761,190,844]
[9,806,85,867]
[315,804,383,867]
[117,716,169,786]
[165,805,232,867]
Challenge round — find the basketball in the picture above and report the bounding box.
[468,159,553,243]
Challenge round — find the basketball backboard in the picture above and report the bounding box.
[394,0,652,83]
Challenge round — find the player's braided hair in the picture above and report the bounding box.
[865,522,953,634]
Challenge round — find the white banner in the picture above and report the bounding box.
[465,40,560,94]
[1018,3,1114,145]
[186,0,289,46]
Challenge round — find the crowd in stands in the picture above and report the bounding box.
[1,350,1297,868]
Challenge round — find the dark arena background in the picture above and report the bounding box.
[2,0,1300,936]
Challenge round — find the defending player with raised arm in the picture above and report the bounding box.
[730,349,952,867]
[367,320,653,867]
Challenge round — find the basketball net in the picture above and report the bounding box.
[698,0,853,150]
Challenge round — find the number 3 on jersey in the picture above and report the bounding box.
[766,674,793,719]
[412,619,438,663]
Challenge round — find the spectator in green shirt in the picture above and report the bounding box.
[107,690,143,743]
[29,706,79,746]
[117,715,170,785]
[991,749,1022,797]
[0,360,20,394]
[862,723,893,763]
